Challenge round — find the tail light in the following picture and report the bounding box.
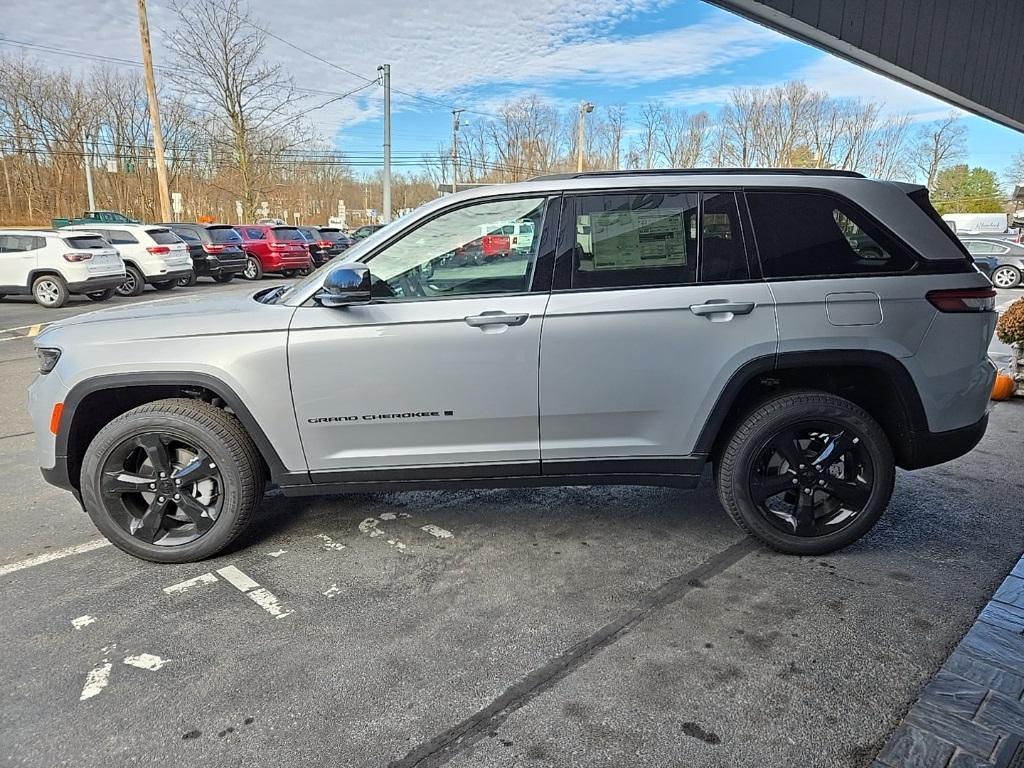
[269,241,288,250]
[926,287,996,312]
[62,251,92,262]
[203,244,226,254]
[317,240,332,247]
[147,245,170,255]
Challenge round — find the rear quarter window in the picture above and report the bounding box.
[208,227,242,244]
[271,227,303,242]
[146,229,181,245]
[746,191,916,279]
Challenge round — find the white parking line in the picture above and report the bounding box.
[0,539,111,578]
[163,572,218,595]
[79,662,112,701]
[71,615,96,630]
[421,524,453,539]
[26,324,41,337]
[123,653,169,671]
[216,565,292,619]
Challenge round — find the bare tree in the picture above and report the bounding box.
[165,0,307,218]
[912,114,967,190]
[658,109,710,167]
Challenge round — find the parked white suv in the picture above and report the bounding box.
[0,229,125,308]
[62,224,193,296]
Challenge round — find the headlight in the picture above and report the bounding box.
[37,347,61,374]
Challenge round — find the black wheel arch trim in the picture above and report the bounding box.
[694,349,931,460]
[55,371,294,487]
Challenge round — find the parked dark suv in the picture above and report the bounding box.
[159,223,247,286]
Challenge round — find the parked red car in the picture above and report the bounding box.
[233,224,312,280]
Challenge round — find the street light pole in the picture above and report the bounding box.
[81,128,96,210]
[378,64,391,223]
[451,108,465,193]
[577,101,594,173]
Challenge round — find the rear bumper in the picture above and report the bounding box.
[145,268,192,285]
[193,255,247,276]
[262,252,312,270]
[66,274,126,294]
[900,413,989,470]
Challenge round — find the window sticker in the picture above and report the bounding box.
[589,210,686,270]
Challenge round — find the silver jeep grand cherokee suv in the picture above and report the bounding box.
[28,169,997,563]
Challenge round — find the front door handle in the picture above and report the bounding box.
[464,311,529,328]
[689,300,756,317]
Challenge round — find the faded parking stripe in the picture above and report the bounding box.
[0,539,111,578]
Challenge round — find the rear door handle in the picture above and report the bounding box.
[464,311,529,328]
[689,301,756,317]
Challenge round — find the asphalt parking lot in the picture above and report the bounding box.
[2,282,1023,768]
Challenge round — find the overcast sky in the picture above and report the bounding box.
[2,0,1021,176]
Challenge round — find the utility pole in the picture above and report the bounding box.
[81,128,96,210]
[577,101,594,173]
[451,108,465,193]
[136,0,172,221]
[378,64,391,224]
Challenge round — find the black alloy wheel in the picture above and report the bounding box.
[748,422,873,537]
[98,431,223,547]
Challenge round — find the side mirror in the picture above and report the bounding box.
[315,263,372,307]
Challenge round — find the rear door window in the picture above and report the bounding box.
[0,235,43,252]
[174,229,202,244]
[746,191,916,279]
[570,192,698,289]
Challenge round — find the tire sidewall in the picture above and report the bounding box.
[719,396,895,555]
[33,275,68,308]
[80,411,249,563]
[993,266,1021,288]
[117,265,145,297]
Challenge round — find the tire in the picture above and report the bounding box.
[177,271,199,287]
[991,265,1022,289]
[80,398,265,563]
[32,274,69,308]
[715,390,895,556]
[280,270,297,278]
[213,273,234,284]
[242,255,263,281]
[86,288,116,302]
[116,264,145,297]
[152,280,176,291]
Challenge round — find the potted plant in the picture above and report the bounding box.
[995,298,1024,395]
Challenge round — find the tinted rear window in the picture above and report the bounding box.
[747,191,916,279]
[318,230,344,242]
[63,235,108,249]
[271,227,304,242]
[208,226,243,244]
[146,228,181,245]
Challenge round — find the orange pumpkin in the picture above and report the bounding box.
[991,372,1016,401]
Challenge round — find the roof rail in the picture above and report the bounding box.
[530,167,866,181]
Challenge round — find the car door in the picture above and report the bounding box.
[539,190,778,474]
[288,194,558,477]
[0,235,38,288]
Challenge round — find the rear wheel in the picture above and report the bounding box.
[242,255,263,281]
[177,271,199,287]
[152,280,176,291]
[716,390,894,555]
[80,398,265,563]
[116,264,145,297]
[32,275,69,308]
[991,265,1022,289]
[86,287,116,302]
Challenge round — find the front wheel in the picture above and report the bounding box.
[177,271,199,287]
[151,280,176,291]
[242,256,263,281]
[715,390,894,555]
[991,265,1022,289]
[80,398,265,563]
[213,273,234,284]
[116,265,145,297]
[87,287,116,302]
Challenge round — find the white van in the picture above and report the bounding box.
[0,229,125,308]
[62,224,193,296]
[942,213,1009,236]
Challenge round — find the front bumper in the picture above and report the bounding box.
[66,274,126,294]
